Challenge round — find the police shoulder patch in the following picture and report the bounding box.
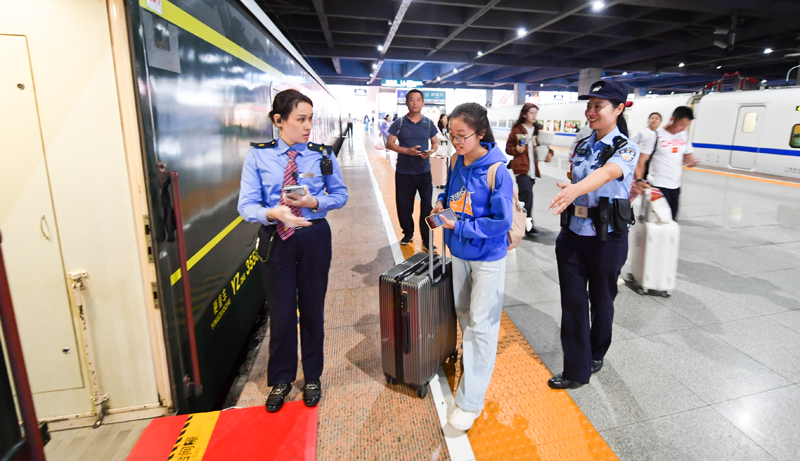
[250,140,276,148]
[307,142,325,152]
[617,146,636,162]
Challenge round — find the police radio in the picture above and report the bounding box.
[320,148,333,175]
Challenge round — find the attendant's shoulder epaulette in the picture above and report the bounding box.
[306,142,327,153]
[250,140,276,148]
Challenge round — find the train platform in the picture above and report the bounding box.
[199,132,798,460]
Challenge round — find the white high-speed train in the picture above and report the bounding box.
[489,88,800,180]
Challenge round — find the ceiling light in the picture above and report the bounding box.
[517,28,526,37]
[453,68,459,74]
[713,40,728,50]
[671,92,675,94]
[372,64,377,69]
[678,62,685,67]
[369,73,373,77]
[717,65,722,69]
[377,45,383,51]
[714,27,729,35]
[762,79,767,83]
[648,91,652,94]
[622,71,628,76]
[436,76,441,81]
[477,51,483,56]
[540,83,544,87]
[764,48,773,54]
[592,1,605,11]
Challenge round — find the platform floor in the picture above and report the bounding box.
[237,132,800,461]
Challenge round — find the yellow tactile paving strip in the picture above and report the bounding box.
[364,134,617,461]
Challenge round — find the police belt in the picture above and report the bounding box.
[561,198,634,242]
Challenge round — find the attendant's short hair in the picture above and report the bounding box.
[671,106,694,121]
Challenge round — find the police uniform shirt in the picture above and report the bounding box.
[569,127,640,236]
[237,138,348,224]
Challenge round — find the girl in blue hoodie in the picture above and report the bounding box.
[431,103,514,431]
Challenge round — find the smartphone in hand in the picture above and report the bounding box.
[425,209,457,229]
[283,185,305,196]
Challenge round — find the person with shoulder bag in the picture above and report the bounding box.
[506,103,542,234]
[430,103,513,432]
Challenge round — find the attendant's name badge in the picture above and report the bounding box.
[299,173,314,178]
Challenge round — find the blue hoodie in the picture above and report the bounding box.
[437,142,514,262]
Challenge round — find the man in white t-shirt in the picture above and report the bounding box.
[632,106,700,220]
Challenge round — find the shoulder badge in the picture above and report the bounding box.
[307,142,325,153]
[617,146,636,163]
[250,140,276,148]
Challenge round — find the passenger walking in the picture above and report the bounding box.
[506,103,541,235]
[364,114,370,132]
[237,89,348,412]
[431,103,513,431]
[630,112,662,157]
[633,106,699,219]
[345,113,353,137]
[380,114,391,147]
[436,114,454,157]
[386,89,439,252]
[548,81,639,390]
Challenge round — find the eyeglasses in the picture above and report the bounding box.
[449,132,477,144]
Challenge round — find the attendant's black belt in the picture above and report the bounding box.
[564,205,601,222]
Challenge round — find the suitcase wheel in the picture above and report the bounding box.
[416,385,428,399]
[385,374,397,385]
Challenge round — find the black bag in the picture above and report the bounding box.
[611,198,635,232]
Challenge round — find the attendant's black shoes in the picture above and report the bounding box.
[266,383,291,413]
[303,381,321,407]
[591,359,604,374]
[548,373,588,390]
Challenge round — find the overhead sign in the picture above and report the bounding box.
[146,0,163,14]
[354,88,367,96]
[397,89,447,105]
[382,79,423,88]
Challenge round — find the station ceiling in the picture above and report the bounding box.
[256,0,800,93]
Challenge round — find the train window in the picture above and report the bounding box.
[545,120,552,131]
[553,120,562,132]
[508,119,516,127]
[741,112,758,133]
[499,120,507,128]
[490,119,498,127]
[564,120,581,133]
[790,125,800,148]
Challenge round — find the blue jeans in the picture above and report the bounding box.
[451,255,506,412]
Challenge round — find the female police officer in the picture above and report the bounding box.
[237,89,348,411]
[547,80,639,389]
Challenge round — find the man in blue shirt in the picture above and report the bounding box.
[386,89,439,251]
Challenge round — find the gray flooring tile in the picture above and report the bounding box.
[614,290,696,337]
[503,269,562,306]
[713,385,800,461]
[630,329,791,404]
[768,310,800,334]
[600,407,775,461]
[655,280,760,326]
[703,317,800,383]
[567,340,706,431]
[755,268,800,297]
[733,225,800,245]
[700,275,800,315]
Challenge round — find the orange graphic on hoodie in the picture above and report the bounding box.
[449,186,474,216]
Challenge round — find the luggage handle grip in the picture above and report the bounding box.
[401,291,411,354]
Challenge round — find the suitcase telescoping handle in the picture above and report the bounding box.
[428,228,447,281]
[401,291,411,354]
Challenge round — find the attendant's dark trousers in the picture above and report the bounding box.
[395,171,433,247]
[555,229,628,383]
[258,220,332,385]
[516,174,534,218]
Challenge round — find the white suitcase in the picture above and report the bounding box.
[628,220,680,296]
[430,155,449,188]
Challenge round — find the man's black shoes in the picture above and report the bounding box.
[303,381,322,407]
[266,383,291,413]
[547,373,588,390]
[400,235,413,245]
[591,359,604,374]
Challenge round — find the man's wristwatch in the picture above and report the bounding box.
[635,179,645,183]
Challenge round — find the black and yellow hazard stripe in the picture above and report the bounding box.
[167,411,221,460]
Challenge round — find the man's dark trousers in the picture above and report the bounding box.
[652,185,679,220]
[396,171,433,247]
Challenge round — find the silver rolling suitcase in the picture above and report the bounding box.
[379,229,457,398]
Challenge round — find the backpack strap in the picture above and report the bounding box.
[396,115,404,137]
[487,162,504,193]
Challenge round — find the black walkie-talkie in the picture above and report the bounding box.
[320,148,333,175]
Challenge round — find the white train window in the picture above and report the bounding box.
[490,119,498,127]
[741,112,758,133]
[790,125,800,148]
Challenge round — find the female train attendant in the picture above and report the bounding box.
[506,103,541,235]
[547,81,639,390]
[237,89,348,412]
[431,103,513,431]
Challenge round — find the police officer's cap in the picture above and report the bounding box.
[578,80,630,102]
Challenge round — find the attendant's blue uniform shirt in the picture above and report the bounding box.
[388,115,439,175]
[237,138,348,224]
[569,127,639,236]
